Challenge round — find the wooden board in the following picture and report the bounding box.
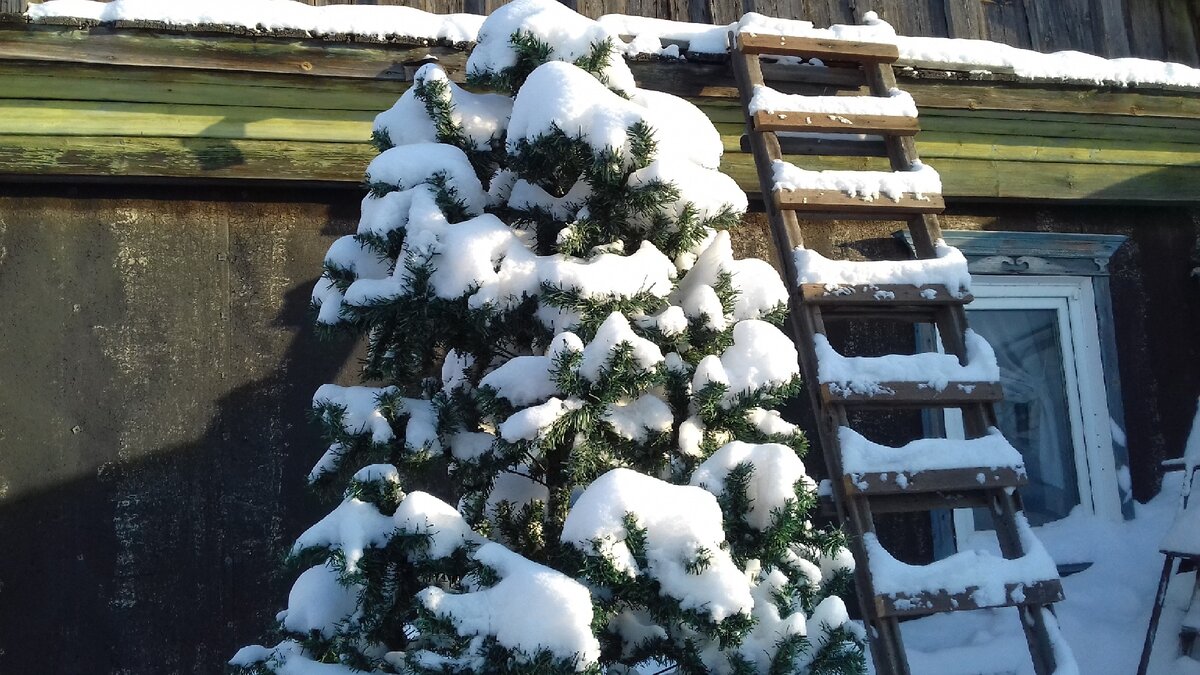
[874,579,1065,618]
[843,466,1027,495]
[818,381,1004,406]
[752,109,919,135]
[798,283,971,306]
[737,32,899,63]
[776,188,945,215]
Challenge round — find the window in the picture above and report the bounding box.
[902,230,1133,554]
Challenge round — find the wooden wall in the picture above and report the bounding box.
[6,0,1199,65]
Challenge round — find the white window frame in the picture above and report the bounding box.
[945,276,1124,540]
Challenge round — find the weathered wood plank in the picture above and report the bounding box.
[903,79,1200,118]
[0,60,404,111]
[738,33,900,63]
[1161,0,1200,66]
[0,99,376,143]
[0,24,473,81]
[753,109,920,135]
[942,0,985,40]
[0,134,375,183]
[777,189,945,215]
[875,579,1064,618]
[1089,0,1131,57]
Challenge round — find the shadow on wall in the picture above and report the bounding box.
[0,186,361,673]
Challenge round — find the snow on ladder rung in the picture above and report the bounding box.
[865,518,1063,618]
[814,332,999,392]
[794,244,971,295]
[772,159,944,214]
[839,426,1026,495]
[798,283,972,307]
[750,84,920,136]
[737,32,899,63]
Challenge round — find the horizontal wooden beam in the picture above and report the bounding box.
[737,32,900,63]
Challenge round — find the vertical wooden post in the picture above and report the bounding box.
[0,0,29,15]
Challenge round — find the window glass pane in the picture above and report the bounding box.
[966,308,1081,527]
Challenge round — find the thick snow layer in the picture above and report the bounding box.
[29,2,1200,90]
[865,514,1058,609]
[626,159,747,225]
[486,469,549,518]
[750,84,918,118]
[579,313,665,382]
[540,241,676,302]
[671,231,786,326]
[449,431,495,462]
[617,9,1200,89]
[323,235,391,281]
[498,396,583,443]
[508,61,722,170]
[365,143,487,215]
[602,393,673,441]
[690,441,815,530]
[562,468,753,621]
[814,329,999,393]
[374,64,512,151]
[597,14,733,55]
[508,178,592,221]
[28,0,485,41]
[794,242,972,292]
[393,491,483,559]
[418,542,600,668]
[692,320,799,404]
[479,354,558,406]
[312,384,395,444]
[773,159,941,201]
[898,475,1189,674]
[700,565,809,674]
[281,562,360,638]
[293,498,395,572]
[230,640,363,674]
[467,0,635,93]
[839,426,1024,476]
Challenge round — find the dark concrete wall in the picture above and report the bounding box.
[0,184,1196,672]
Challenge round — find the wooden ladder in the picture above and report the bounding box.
[730,28,1070,675]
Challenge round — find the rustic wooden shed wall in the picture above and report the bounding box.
[0,3,1198,673]
[4,0,1198,65]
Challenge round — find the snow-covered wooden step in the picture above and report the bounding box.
[798,283,972,311]
[750,85,920,136]
[839,427,1026,495]
[772,160,944,215]
[865,524,1064,618]
[794,243,971,295]
[814,333,1002,406]
[737,32,900,63]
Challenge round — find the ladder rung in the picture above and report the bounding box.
[753,109,919,135]
[738,32,900,63]
[866,490,995,514]
[874,579,1065,618]
[845,467,1027,496]
[820,381,1004,406]
[777,188,945,214]
[743,134,888,157]
[799,283,971,306]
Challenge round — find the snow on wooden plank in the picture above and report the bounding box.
[840,426,1026,496]
[819,381,1004,406]
[865,521,1062,617]
[797,283,971,306]
[775,188,944,214]
[736,32,899,63]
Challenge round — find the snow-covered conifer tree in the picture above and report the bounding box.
[233,1,864,673]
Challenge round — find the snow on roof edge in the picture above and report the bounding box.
[20,0,1200,92]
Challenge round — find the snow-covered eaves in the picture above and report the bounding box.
[20,0,1200,91]
[2,6,1200,203]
